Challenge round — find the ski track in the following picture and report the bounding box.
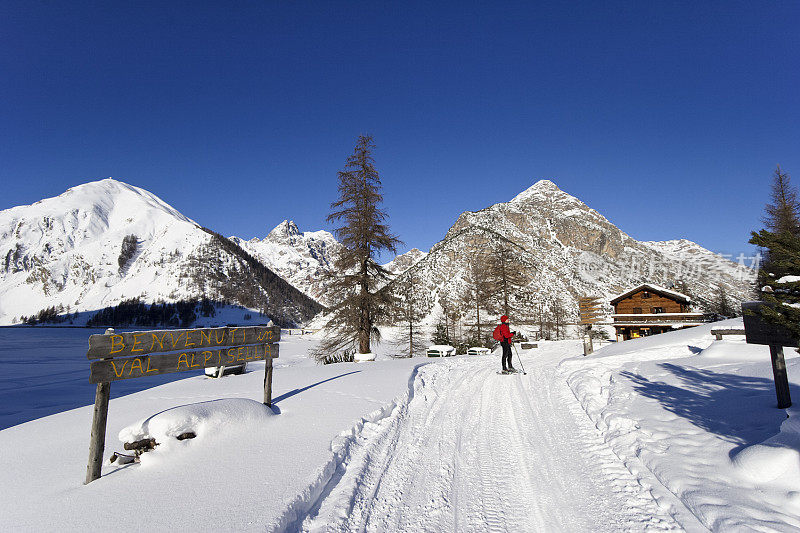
[296,345,684,532]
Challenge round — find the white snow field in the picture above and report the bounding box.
[2,323,800,531]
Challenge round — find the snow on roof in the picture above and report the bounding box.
[609,283,692,304]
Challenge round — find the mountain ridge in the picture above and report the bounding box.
[0,178,322,326]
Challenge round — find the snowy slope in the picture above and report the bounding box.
[0,179,321,326]
[4,325,800,530]
[561,321,800,531]
[392,179,754,330]
[231,220,341,306]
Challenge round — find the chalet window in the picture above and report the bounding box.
[652,307,664,314]
[633,307,642,314]
[642,291,651,299]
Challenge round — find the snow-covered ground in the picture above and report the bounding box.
[562,319,800,531]
[2,323,800,531]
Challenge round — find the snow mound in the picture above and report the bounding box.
[119,398,276,453]
[732,413,800,484]
[697,339,768,361]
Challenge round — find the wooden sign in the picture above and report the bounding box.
[87,326,277,359]
[742,301,796,410]
[90,343,277,383]
[84,325,280,485]
[742,302,799,347]
[579,297,604,325]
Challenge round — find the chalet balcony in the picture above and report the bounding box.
[611,312,710,327]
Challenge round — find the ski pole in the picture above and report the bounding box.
[512,343,526,374]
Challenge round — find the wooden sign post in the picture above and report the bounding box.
[579,297,604,356]
[84,325,280,484]
[742,302,799,409]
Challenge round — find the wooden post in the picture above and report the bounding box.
[85,381,111,484]
[769,344,792,409]
[582,325,593,356]
[263,357,273,406]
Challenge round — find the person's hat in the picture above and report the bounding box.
[501,315,509,322]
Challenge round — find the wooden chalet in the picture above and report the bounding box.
[610,283,706,341]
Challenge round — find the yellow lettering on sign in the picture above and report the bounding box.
[229,328,239,345]
[237,346,245,361]
[200,330,212,347]
[110,335,126,354]
[177,353,190,370]
[203,350,215,366]
[145,357,158,374]
[110,359,129,378]
[131,333,145,353]
[151,332,168,351]
[185,331,195,348]
[226,348,235,364]
[170,331,187,348]
[130,358,144,375]
[215,329,226,345]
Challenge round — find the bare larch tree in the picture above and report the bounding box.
[314,135,401,361]
[392,267,428,357]
[486,245,528,317]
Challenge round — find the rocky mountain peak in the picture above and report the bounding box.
[267,220,301,241]
[383,248,427,276]
[509,179,564,204]
[393,181,753,331]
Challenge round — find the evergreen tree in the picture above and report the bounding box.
[431,322,451,346]
[118,234,139,272]
[713,283,736,318]
[749,166,800,339]
[763,165,800,236]
[314,135,401,361]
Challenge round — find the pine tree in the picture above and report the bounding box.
[749,166,800,339]
[711,283,736,318]
[314,135,401,361]
[756,166,800,280]
[763,165,800,236]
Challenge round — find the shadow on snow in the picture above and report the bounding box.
[620,362,795,453]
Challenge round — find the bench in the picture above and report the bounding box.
[711,328,745,341]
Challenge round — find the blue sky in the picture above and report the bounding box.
[1,1,798,261]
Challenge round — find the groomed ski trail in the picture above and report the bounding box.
[300,344,686,532]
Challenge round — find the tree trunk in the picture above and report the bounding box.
[359,258,370,354]
[476,295,481,346]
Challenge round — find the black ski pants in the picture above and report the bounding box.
[501,341,513,370]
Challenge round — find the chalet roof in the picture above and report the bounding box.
[609,283,692,305]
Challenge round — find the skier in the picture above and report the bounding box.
[497,315,516,373]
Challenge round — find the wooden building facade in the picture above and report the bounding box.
[610,284,707,341]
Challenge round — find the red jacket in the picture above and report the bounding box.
[500,323,514,341]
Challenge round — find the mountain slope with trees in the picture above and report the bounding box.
[388,180,753,346]
[0,178,322,326]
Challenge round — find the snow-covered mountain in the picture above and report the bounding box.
[382,248,427,276]
[392,179,754,325]
[231,220,341,306]
[0,179,322,326]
